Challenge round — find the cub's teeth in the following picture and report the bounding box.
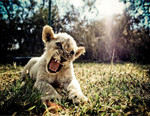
[54,59,60,63]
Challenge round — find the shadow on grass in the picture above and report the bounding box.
[0,78,45,115]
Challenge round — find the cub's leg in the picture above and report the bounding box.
[34,79,62,102]
[21,57,39,81]
[66,79,88,104]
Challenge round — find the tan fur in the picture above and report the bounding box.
[21,25,87,104]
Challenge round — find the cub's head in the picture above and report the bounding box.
[42,25,85,73]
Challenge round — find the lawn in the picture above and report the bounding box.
[0,63,150,115]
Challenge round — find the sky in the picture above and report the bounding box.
[95,0,125,17]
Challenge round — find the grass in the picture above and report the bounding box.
[0,63,150,115]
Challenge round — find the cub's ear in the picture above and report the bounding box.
[75,47,85,58]
[42,25,55,43]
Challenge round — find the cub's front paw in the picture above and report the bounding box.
[68,90,88,104]
[42,93,62,103]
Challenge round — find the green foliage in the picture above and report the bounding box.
[0,63,150,115]
[69,11,150,63]
[122,0,150,29]
[0,77,44,115]
[0,0,41,62]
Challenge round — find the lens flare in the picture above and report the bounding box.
[96,0,125,17]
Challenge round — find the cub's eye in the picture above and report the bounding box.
[56,42,62,48]
[70,51,74,55]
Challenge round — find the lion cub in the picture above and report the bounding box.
[21,25,87,104]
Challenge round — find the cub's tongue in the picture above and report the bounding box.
[49,58,60,72]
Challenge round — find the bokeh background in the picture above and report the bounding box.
[0,0,150,64]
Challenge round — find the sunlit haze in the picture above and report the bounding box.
[70,0,125,20]
[36,0,125,20]
[96,0,125,17]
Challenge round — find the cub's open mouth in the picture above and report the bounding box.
[48,57,67,73]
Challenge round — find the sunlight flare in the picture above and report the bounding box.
[96,0,125,17]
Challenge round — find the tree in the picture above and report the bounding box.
[122,0,150,29]
[0,0,38,62]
